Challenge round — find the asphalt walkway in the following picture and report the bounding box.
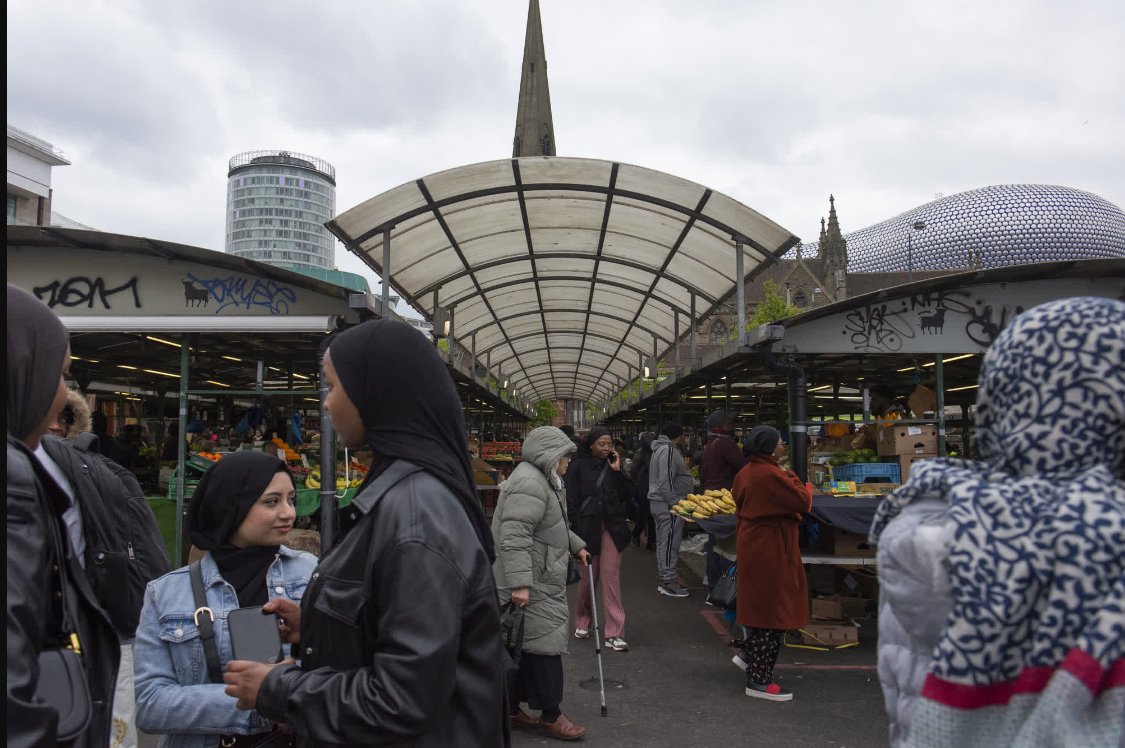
[512,538,890,748]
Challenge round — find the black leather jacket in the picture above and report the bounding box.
[6,436,120,748]
[258,461,509,747]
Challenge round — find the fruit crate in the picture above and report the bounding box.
[167,468,201,501]
[831,462,901,483]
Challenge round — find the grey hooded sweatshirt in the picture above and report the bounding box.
[647,435,694,507]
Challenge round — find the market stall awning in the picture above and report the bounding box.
[328,157,800,402]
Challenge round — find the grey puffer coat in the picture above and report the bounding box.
[875,499,955,747]
[492,427,585,656]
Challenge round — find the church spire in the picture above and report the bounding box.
[825,194,843,243]
[512,0,557,157]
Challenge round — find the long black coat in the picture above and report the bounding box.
[564,454,632,555]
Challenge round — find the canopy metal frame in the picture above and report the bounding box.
[328,157,800,404]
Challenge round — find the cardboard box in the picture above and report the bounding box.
[798,621,859,646]
[876,424,938,457]
[819,526,877,558]
[856,482,899,496]
[897,454,936,483]
[811,595,867,620]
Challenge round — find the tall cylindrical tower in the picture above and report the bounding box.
[225,150,336,270]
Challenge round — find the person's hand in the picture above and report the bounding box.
[608,452,621,472]
[262,597,301,644]
[223,658,294,710]
[576,549,591,566]
[511,587,530,607]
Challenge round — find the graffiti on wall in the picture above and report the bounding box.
[184,273,297,315]
[842,288,1024,352]
[34,276,142,310]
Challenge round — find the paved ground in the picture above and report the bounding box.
[512,539,890,748]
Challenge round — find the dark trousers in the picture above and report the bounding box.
[509,652,564,712]
[631,498,655,547]
[705,536,733,589]
[741,628,784,685]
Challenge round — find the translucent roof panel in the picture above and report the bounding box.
[328,157,799,402]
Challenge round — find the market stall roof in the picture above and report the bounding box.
[604,259,1125,425]
[328,157,801,402]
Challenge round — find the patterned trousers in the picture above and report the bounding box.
[742,627,784,685]
[574,527,626,638]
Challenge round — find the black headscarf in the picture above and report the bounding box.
[327,319,494,560]
[187,451,292,606]
[746,425,781,455]
[7,284,70,442]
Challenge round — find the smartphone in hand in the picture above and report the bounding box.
[227,606,282,663]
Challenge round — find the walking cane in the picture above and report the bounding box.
[586,561,608,716]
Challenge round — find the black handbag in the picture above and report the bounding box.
[36,644,91,742]
[706,564,738,611]
[35,501,92,743]
[499,601,525,684]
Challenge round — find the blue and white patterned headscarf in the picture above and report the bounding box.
[870,297,1125,737]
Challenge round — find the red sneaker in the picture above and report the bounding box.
[745,681,793,701]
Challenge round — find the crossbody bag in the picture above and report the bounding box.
[188,561,293,748]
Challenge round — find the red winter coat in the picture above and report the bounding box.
[732,454,811,631]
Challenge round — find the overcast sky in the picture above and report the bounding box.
[8,0,1124,319]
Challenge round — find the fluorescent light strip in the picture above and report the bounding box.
[922,353,977,367]
[142,368,180,379]
[118,365,138,371]
[222,355,243,362]
[807,385,832,392]
[205,380,230,388]
[947,384,980,392]
[145,335,181,348]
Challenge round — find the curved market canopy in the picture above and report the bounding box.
[328,157,800,402]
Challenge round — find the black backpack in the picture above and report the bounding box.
[40,435,171,637]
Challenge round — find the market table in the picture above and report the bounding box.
[295,486,358,517]
[690,493,883,567]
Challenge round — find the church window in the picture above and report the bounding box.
[709,320,728,344]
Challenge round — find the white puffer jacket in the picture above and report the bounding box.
[875,499,955,747]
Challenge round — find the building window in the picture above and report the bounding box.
[792,288,809,307]
[6,193,17,224]
[709,320,728,344]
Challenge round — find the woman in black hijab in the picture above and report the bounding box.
[224,319,508,747]
[7,284,120,746]
[133,450,317,743]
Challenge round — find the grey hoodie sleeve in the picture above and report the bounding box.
[648,440,693,506]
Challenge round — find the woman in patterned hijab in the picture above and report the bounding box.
[869,296,1124,747]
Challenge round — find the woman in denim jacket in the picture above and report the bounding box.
[134,451,316,747]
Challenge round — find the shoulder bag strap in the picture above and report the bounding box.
[594,462,610,490]
[188,560,223,683]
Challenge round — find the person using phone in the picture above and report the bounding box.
[565,427,634,652]
[133,451,317,745]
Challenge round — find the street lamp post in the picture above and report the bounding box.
[907,220,926,282]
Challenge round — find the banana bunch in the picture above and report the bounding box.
[304,471,362,490]
[672,489,736,520]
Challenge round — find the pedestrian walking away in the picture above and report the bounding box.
[492,425,590,741]
[647,422,693,598]
[566,427,633,652]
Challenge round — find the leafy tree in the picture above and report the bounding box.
[531,399,558,428]
[749,280,800,327]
